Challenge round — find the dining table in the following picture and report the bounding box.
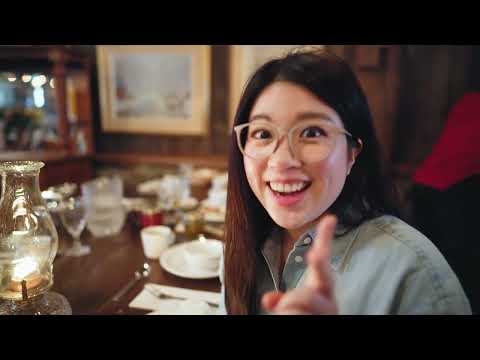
[51,217,222,315]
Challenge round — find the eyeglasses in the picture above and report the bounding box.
[234,119,355,163]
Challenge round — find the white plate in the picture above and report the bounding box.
[160,242,220,279]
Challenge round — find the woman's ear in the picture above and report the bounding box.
[347,139,363,175]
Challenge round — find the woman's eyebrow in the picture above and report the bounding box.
[249,114,272,122]
[249,112,334,123]
[297,112,334,122]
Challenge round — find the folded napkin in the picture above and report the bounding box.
[148,299,215,315]
[129,284,221,315]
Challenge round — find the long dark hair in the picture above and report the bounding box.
[224,49,399,315]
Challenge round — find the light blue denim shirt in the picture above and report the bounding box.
[218,215,472,315]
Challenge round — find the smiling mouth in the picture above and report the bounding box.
[267,181,312,196]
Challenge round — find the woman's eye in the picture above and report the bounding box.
[251,129,272,140]
[301,126,326,138]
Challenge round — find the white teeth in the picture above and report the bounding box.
[269,182,308,194]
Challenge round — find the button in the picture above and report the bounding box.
[303,237,312,245]
[295,256,303,263]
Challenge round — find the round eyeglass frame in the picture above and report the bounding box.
[233,120,357,163]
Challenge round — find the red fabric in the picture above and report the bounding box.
[413,93,480,191]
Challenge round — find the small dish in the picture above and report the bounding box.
[159,242,222,279]
[183,239,223,272]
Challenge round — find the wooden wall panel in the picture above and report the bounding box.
[349,45,401,165]
[40,157,94,189]
[391,45,473,167]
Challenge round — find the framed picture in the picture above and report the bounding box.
[97,45,211,136]
[229,45,325,128]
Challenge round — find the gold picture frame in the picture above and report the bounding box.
[97,45,211,136]
[229,45,326,129]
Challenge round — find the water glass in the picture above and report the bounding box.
[81,177,126,238]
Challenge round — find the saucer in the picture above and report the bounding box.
[160,242,220,279]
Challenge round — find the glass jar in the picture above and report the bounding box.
[0,161,71,315]
[184,211,204,240]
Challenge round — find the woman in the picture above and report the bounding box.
[219,48,471,315]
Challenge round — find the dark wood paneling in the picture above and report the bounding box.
[95,153,227,170]
[0,152,94,189]
[391,45,473,167]
[348,45,401,165]
[40,157,94,189]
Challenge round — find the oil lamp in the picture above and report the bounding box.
[0,161,71,315]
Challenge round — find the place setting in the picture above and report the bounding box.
[130,283,221,315]
[128,226,223,315]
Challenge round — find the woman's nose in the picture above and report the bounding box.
[267,137,302,169]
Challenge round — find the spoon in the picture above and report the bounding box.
[112,263,151,302]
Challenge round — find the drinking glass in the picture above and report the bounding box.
[59,197,91,257]
[81,177,126,238]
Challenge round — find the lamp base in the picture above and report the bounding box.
[0,292,72,315]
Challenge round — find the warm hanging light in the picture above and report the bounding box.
[22,74,32,83]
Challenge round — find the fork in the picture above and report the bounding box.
[144,285,219,308]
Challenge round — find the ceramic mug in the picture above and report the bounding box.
[141,226,176,259]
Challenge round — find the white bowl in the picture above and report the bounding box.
[141,226,176,259]
[183,239,223,272]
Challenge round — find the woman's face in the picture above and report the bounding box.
[243,81,360,235]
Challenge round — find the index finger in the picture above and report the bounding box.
[303,214,337,297]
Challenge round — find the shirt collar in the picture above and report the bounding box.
[262,222,361,272]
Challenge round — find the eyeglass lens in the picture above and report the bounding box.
[238,120,341,162]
